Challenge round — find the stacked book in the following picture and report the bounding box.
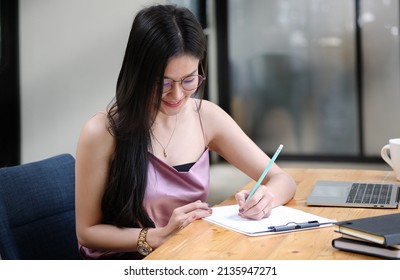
[332,213,400,259]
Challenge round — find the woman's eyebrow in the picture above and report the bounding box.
[164,69,198,79]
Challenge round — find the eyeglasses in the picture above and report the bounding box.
[163,74,206,94]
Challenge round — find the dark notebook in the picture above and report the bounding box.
[332,237,400,259]
[335,213,400,247]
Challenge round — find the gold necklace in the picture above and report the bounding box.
[152,115,178,158]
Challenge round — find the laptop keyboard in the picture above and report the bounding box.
[346,183,393,204]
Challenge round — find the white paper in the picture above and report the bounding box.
[203,204,336,236]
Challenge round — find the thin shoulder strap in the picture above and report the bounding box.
[195,99,207,146]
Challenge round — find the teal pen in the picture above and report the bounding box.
[245,144,283,202]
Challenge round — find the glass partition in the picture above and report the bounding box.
[228,0,359,156]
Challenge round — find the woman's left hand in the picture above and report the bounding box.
[235,185,275,220]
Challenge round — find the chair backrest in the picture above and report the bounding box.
[0,154,80,259]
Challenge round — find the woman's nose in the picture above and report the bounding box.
[168,82,185,99]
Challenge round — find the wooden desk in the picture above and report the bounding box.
[145,168,399,260]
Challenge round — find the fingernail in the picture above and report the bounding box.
[239,208,244,213]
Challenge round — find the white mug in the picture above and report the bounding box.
[381,138,400,181]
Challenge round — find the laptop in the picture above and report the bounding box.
[307,180,400,208]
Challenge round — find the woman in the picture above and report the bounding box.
[75,4,296,259]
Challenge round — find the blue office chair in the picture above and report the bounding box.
[0,154,80,259]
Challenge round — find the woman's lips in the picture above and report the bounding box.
[162,98,183,108]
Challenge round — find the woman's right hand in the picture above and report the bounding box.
[167,200,212,231]
[148,200,212,248]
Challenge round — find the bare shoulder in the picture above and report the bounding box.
[81,112,111,139]
[197,99,230,121]
[78,112,115,156]
[198,99,223,113]
[197,99,242,144]
[199,99,238,123]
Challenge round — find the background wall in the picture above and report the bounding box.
[19,0,165,163]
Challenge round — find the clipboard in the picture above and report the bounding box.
[203,204,336,236]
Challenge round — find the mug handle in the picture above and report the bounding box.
[381,144,394,169]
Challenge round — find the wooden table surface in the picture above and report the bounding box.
[145,168,399,260]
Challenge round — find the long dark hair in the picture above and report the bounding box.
[102,5,207,228]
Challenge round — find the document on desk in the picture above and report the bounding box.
[203,204,336,236]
